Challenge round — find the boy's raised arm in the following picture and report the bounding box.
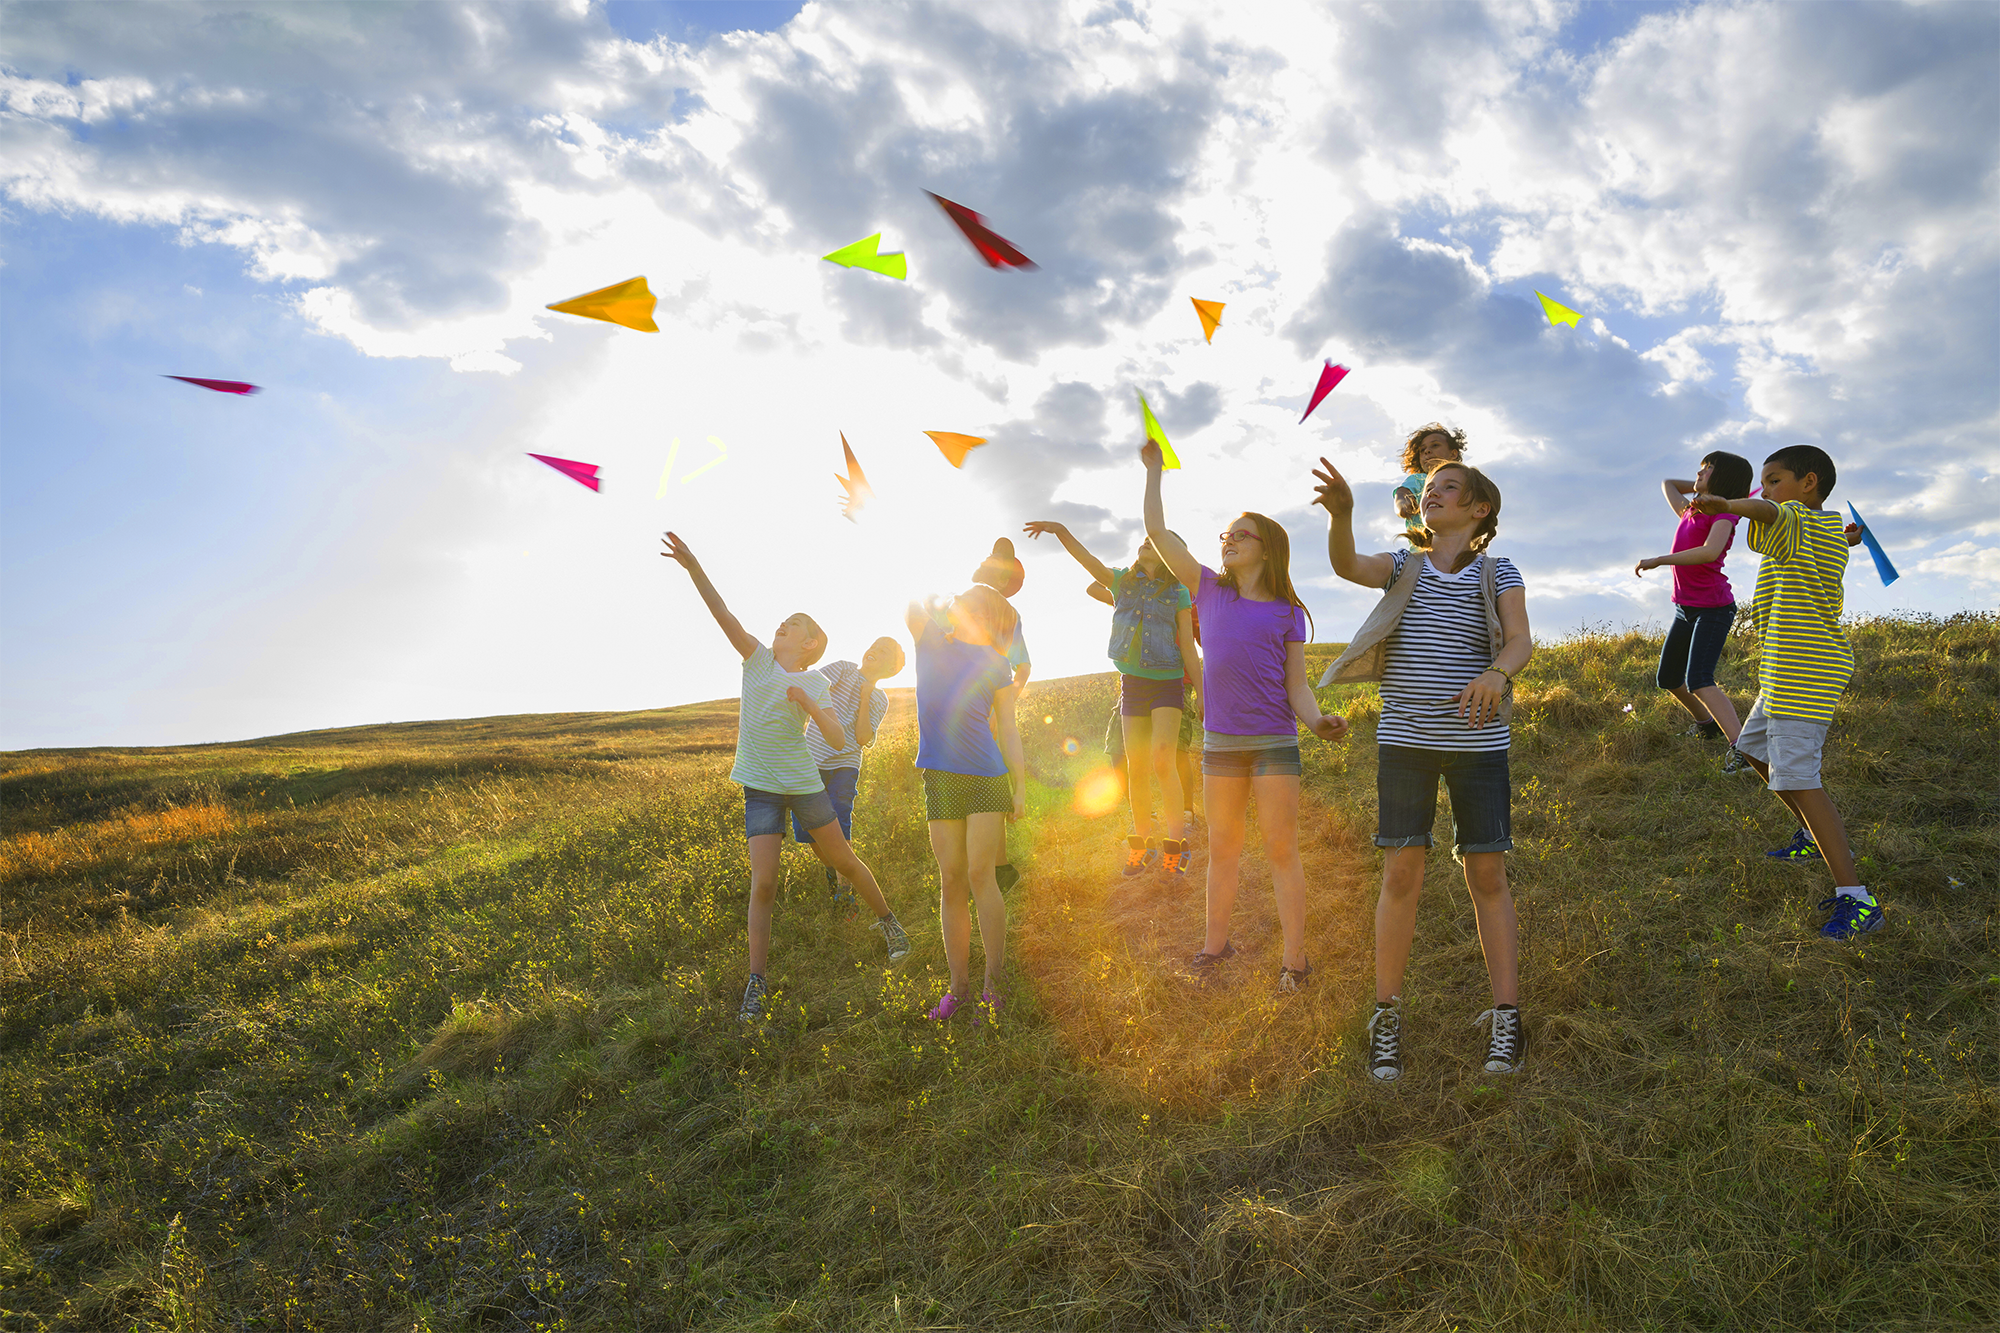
[1311,457,1396,588]
[1023,521,1116,587]
[1692,493,1779,524]
[1141,441,1202,592]
[662,531,759,659]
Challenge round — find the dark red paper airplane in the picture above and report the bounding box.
[926,191,1036,270]
[165,375,260,395]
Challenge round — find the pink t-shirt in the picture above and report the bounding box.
[1671,510,1738,607]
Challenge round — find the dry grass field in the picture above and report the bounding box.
[1,613,1994,1331]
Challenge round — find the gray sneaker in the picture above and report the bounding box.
[872,914,910,962]
[738,973,770,1022]
[1367,999,1404,1082]
[1473,1005,1524,1074]
[1721,746,1753,775]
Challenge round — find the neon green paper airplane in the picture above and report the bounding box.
[823,233,908,280]
[1536,291,1582,327]
[1137,391,1181,470]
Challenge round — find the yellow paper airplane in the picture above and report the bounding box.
[1191,298,1224,343]
[925,431,986,468]
[823,233,908,280]
[546,276,658,332]
[1137,391,1181,470]
[1535,291,1582,327]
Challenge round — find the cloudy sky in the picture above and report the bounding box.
[2,0,1995,750]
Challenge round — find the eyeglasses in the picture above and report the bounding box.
[1218,528,1263,544]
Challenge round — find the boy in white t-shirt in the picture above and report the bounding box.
[803,636,905,903]
[661,532,911,1022]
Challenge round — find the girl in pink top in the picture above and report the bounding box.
[1139,439,1349,994]
[1635,450,1753,747]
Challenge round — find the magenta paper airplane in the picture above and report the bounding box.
[1299,360,1349,422]
[926,191,1036,269]
[528,453,601,492]
[165,375,260,395]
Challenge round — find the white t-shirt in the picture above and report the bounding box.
[807,660,888,771]
[1377,550,1525,753]
[729,645,833,795]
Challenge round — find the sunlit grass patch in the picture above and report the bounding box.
[0,801,247,881]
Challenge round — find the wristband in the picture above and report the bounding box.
[1483,666,1511,681]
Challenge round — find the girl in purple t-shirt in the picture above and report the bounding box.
[1139,439,1349,994]
[1635,451,1753,753]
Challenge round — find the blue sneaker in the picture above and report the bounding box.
[1766,827,1822,865]
[1818,894,1883,941]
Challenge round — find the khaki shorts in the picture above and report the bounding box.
[1734,697,1829,791]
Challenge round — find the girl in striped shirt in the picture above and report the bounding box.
[1315,457,1534,1083]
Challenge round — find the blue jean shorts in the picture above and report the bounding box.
[1376,745,1512,856]
[744,785,836,840]
[1202,744,1303,778]
[1120,674,1187,716]
[791,767,859,842]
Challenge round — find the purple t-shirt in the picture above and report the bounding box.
[1194,565,1307,736]
[1671,510,1738,607]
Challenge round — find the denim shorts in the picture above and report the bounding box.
[1201,744,1303,778]
[1120,674,1187,717]
[1376,745,1513,856]
[791,767,859,842]
[1657,601,1737,691]
[744,784,836,840]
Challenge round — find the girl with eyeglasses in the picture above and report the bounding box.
[1139,440,1350,994]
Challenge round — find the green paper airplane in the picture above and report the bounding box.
[823,233,908,280]
[1137,391,1181,470]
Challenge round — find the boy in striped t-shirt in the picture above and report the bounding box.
[1692,445,1877,940]
[661,532,912,1022]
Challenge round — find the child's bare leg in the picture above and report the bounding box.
[965,812,1009,990]
[1122,713,1154,839]
[1151,707,1185,843]
[747,834,783,975]
[1665,685,1711,725]
[1252,773,1307,970]
[927,820,973,997]
[1785,787,1859,886]
[1693,686,1741,742]
[805,823,892,916]
[1461,851,1519,1004]
[1178,747,1198,816]
[1201,773,1251,954]
[1375,847,1426,1001]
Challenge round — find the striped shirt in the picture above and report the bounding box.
[729,645,834,795]
[1377,550,1524,752]
[1747,501,1852,724]
[806,660,888,771]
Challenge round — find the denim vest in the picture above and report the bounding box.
[1108,571,1184,672]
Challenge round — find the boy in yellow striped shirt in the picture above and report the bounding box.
[1692,445,1878,940]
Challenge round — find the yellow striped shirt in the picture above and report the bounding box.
[1747,501,1852,724]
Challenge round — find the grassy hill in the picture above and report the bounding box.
[2,614,1995,1331]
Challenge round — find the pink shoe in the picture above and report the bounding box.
[927,992,963,1021]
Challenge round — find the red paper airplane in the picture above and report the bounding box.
[165,376,260,395]
[926,191,1036,269]
[1299,360,1349,423]
[528,453,601,492]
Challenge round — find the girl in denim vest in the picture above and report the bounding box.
[1024,519,1200,876]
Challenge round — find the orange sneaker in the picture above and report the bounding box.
[1159,838,1185,875]
[1121,835,1158,877]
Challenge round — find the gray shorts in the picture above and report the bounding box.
[1734,697,1829,791]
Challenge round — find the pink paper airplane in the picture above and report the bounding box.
[1299,361,1349,423]
[528,453,601,492]
[165,375,260,395]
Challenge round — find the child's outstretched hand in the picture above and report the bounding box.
[1311,457,1354,516]
[1844,522,1864,548]
[1688,493,1730,516]
[660,531,697,568]
[1308,713,1349,743]
[1140,440,1164,471]
[1634,557,1661,576]
[1022,520,1067,541]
